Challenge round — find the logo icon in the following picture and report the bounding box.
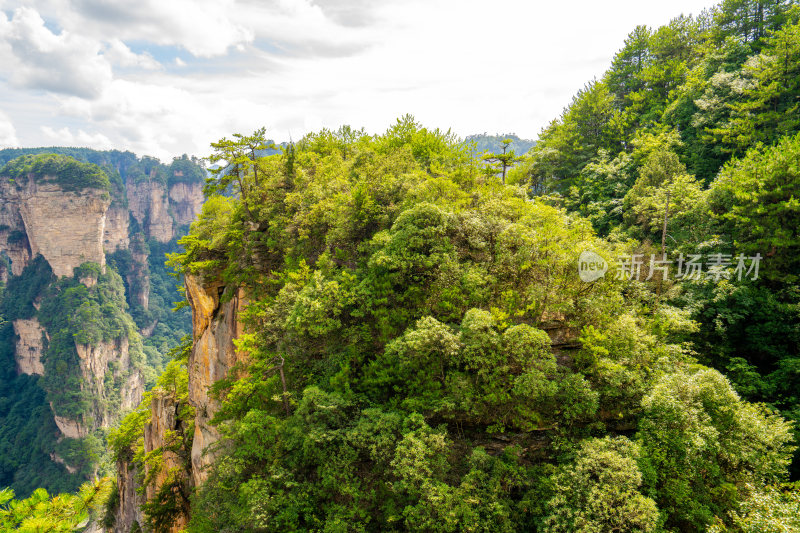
[578,250,608,282]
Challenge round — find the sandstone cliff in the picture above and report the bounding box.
[15,178,110,277]
[53,413,86,439]
[169,181,204,227]
[127,234,150,311]
[0,151,207,499]
[12,318,46,375]
[47,335,145,441]
[103,205,130,252]
[127,180,174,243]
[113,459,145,533]
[143,394,191,531]
[114,383,194,531]
[185,275,247,486]
[75,337,144,429]
[114,276,247,527]
[0,180,32,281]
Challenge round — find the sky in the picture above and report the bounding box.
[0,0,721,161]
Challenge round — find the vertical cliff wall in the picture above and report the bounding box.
[15,179,110,278]
[12,318,46,375]
[113,388,194,533]
[0,180,32,281]
[184,275,247,486]
[113,459,145,533]
[169,182,204,228]
[0,150,207,500]
[0,174,145,443]
[112,275,247,529]
[103,205,130,252]
[127,234,151,311]
[76,337,144,428]
[127,180,174,243]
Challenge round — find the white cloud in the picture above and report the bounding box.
[41,125,113,148]
[104,39,161,70]
[54,79,278,159]
[0,0,724,159]
[0,111,19,147]
[62,0,255,57]
[0,7,112,98]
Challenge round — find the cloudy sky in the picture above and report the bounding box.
[0,0,720,161]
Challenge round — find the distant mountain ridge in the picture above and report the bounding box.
[463,133,535,155]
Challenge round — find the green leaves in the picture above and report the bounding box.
[0,477,113,532]
[544,437,659,533]
[205,127,276,200]
[169,113,800,531]
[638,368,796,530]
[708,132,800,282]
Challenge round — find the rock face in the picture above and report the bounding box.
[0,155,207,499]
[143,393,191,532]
[185,275,247,486]
[114,390,193,532]
[169,182,204,227]
[114,459,145,533]
[15,179,110,277]
[51,336,144,439]
[12,318,46,375]
[75,337,144,429]
[0,181,32,281]
[130,237,150,311]
[53,413,86,439]
[127,180,173,243]
[143,395,181,501]
[103,205,130,252]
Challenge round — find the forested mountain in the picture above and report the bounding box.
[0,150,204,498]
[512,0,800,482]
[3,0,800,531]
[107,116,797,532]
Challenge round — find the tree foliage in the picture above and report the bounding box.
[155,116,800,531]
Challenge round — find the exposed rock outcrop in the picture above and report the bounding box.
[1,153,207,495]
[185,275,247,486]
[12,318,46,375]
[53,413,87,439]
[14,179,109,277]
[114,390,193,532]
[114,459,145,533]
[75,337,144,428]
[0,180,32,280]
[127,180,173,243]
[103,205,130,252]
[128,234,150,311]
[52,336,144,439]
[169,182,204,227]
[142,393,191,531]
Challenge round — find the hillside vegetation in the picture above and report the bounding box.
[104,113,795,532]
[3,0,800,531]
[513,0,800,481]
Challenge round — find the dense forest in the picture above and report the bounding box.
[511,0,800,481]
[2,0,800,531]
